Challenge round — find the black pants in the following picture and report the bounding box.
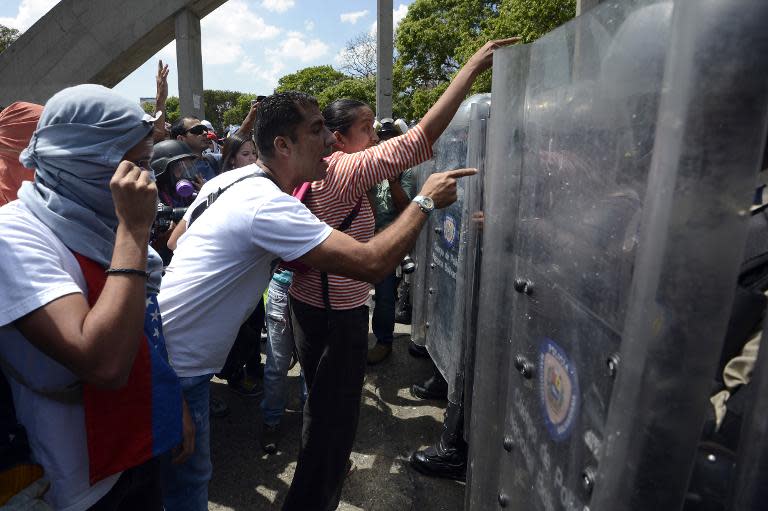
[87,458,162,510]
[217,298,265,381]
[282,297,369,511]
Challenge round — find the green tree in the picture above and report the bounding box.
[393,0,575,119]
[395,0,495,86]
[317,77,376,111]
[0,25,20,54]
[222,93,257,129]
[275,65,348,97]
[455,0,576,91]
[164,97,180,125]
[203,90,244,133]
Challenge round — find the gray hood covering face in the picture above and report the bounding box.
[17,84,164,292]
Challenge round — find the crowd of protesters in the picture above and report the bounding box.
[0,38,516,510]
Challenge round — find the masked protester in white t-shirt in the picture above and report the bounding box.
[0,84,193,510]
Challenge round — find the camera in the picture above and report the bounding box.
[153,203,187,235]
[401,254,416,274]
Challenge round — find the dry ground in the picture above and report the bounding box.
[207,324,465,510]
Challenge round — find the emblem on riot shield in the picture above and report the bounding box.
[539,339,579,441]
[441,213,458,249]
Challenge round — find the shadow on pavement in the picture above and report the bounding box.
[207,330,465,510]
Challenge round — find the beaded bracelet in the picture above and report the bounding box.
[105,268,151,279]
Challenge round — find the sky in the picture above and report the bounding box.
[0,0,414,102]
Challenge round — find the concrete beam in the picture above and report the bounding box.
[576,0,602,16]
[175,9,205,119]
[0,0,226,106]
[376,0,393,120]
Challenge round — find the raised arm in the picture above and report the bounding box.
[153,60,170,143]
[298,168,476,282]
[14,162,158,389]
[238,99,260,138]
[418,37,520,145]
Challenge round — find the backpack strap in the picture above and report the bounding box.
[188,171,274,226]
[320,196,364,312]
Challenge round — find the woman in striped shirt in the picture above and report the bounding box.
[283,37,520,511]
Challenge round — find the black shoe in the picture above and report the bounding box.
[210,396,230,418]
[409,444,466,481]
[261,423,279,454]
[408,341,429,359]
[227,374,263,398]
[367,342,392,365]
[395,310,412,325]
[410,374,448,401]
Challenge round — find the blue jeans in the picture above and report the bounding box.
[261,278,307,427]
[160,373,212,511]
[372,272,398,345]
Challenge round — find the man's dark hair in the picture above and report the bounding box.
[170,116,200,139]
[255,92,318,159]
[322,99,368,135]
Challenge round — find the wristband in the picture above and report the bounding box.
[105,267,150,279]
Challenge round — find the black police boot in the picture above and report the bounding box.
[410,364,448,401]
[408,340,430,359]
[410,400,467,481]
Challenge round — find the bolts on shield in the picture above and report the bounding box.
[434,227,443,234]
[513,278,534,295]
[581,466,596,496]
[503,436,514,452]
[428,287,434,294]
[498,493,509,508]
[429,263,436,269]
[514,354,534,379]
[425,322,430,329]
[606,353,620,378]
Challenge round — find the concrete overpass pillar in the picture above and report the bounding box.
[175,9,205,119]
[376,0,393,120]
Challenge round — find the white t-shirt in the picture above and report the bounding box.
[0,201,120,511]
[159,165,332,377]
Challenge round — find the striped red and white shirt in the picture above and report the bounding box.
[289,124,433,310]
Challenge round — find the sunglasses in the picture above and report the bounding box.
[183,124,209,136]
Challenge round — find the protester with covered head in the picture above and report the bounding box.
[0,101,43,205]
[0,84,191,509]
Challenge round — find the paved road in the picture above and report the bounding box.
[207,326,465,510]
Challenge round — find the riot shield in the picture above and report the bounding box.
[461,101,490,427]
[422,94,490,404]
[467,1,768,510]
[409,157,434,348]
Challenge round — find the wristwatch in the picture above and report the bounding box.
[412,195,435,215]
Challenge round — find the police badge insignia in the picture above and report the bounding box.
[539,338,579,441]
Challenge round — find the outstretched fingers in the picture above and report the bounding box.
[444,167,478,179]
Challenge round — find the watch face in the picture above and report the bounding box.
[423,196,435,209]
